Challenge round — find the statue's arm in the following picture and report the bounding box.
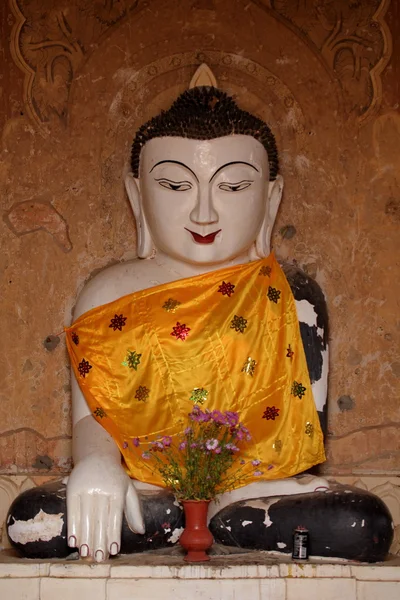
[67,274,145,562]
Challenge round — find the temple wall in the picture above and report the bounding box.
[0,0,399,551]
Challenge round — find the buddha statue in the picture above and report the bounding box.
[7,79,393,564]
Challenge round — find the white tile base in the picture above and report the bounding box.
[0,552,399,600]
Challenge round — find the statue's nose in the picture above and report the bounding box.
[189,185,218,224]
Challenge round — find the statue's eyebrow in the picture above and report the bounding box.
[209,161,259,182]
[149,160,199,182]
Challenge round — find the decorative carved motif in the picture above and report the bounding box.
[266,0,392,123]
[10,0,391,129]
[9,0,140,128]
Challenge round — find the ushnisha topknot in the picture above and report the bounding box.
[130,86,279,181]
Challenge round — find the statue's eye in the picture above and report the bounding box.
[218,181,253,192]
[156,179,192,192]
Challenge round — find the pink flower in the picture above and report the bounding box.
[254,470,263,476]
[206,438,219,451]
[213,447,222,454]
[251,459,261,466]
[190,442,198,449]
[132,437,140,447]
[142,452,151,460]
[240,459,246,465]
[184,427,192,435]
[162,436,172,447]
[122,441,128,449]
[179,441,187,451]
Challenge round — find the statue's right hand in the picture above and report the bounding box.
[66,454,145,561]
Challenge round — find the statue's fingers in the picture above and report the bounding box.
[92,494,109,562]
[125,482,145,535]
[79,493,94,557]
[108,495,123,556]
[66,493,80,548]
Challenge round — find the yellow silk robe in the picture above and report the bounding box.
[66,253,325,487]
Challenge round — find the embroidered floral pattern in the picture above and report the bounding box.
[305,422,314,437]
[94,407,106,418]
[286,345,294,360]
[71,332,79,345]
[230,315,247,333]
[122,350,142,371]
[109,314,127,331]
[171,322,191,341]
[190,388,209,405]
[135,385,150,402]
[292,381,307,399]
[267,286,281,303]
[241,357,257,376]
[163,298,181,313]
[273,439,282,453]
[259,265,272,277]
[218,281,235,297]
[78,358,92,378]
[262,406,280,421]
[122,441,129,449]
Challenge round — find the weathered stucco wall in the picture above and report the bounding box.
[0,0,399,487]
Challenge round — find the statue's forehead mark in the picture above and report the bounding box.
[149,160,259,183]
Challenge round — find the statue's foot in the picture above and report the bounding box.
[210,484,394,563]
[6,480,183,559]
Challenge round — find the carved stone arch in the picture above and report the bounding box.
[10,0,391,131]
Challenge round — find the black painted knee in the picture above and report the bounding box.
[210,486,393,562]
[7,480,69,558]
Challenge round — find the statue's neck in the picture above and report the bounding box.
[153,248,258,281]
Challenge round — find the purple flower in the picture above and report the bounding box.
[213,447,222,454]
[205,438,219,451]
[179,441,187,451]
[225,443,240,453]
[254,470,263,476]
[240,459,246,465]
[211,410,227,425]
[184,427,192,435]
[251,459,261,466]
[190,442,198,449]
[151,440,164,451]
[122,441,128,449]
[142,452,151,460]
[162,436,172,447]
[267,464,274,471]
[224,411,239,427]
[132,437,140,447]
[189,406,203,422]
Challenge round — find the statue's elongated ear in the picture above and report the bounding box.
[124,173,154,259]
[255,175,284,258]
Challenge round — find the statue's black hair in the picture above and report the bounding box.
[130,86,278,181]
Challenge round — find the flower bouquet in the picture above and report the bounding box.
[137,405,258,561]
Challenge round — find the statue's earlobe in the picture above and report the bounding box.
[255,175,284,258]
[124,173,155,259]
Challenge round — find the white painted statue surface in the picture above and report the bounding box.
[67,93,329,562]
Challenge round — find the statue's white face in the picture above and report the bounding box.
[137,135,271,265]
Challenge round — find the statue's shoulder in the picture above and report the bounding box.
[281,261,329,343]
[73,258,160,319]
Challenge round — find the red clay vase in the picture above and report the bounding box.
[179,500,213,562]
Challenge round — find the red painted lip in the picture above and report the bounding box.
[185,228,222,244]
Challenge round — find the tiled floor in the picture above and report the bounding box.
[0,550,399,599]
